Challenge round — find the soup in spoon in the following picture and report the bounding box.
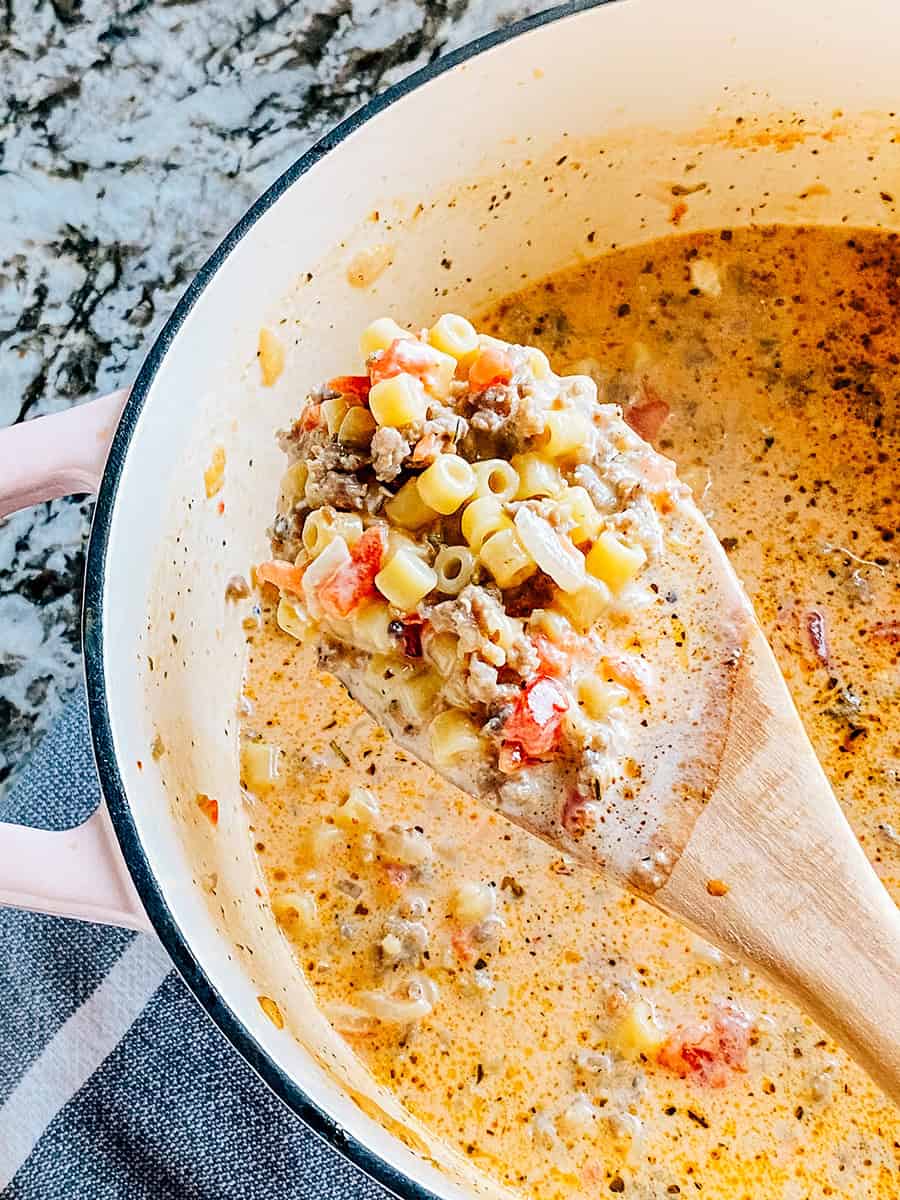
[258,306,751,893]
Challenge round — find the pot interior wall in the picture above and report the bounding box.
[97,0,900,1195]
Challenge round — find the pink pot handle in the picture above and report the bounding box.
[0,388,151,932]
[0,808,151,932]
[0,388,128,519]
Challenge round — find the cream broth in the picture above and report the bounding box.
[240,226,898,1198]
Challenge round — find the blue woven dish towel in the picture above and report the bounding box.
[0,684,390,1199]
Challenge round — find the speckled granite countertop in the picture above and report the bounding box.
[0,0,546,798]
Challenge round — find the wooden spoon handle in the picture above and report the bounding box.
[658,626,900,1103]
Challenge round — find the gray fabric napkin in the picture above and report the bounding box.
[0,684,390,1200]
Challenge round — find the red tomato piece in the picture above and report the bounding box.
[502,676,568,760]
[383,863,410,890]
[625,380,670,443]
[805,607,831,668]
[369,338,446,393]
[868,619,900,644]
[300,401,322,430]
[468,346,514,393]
[581,1163,605,1189]
[531,634,570,678]
[656,1002,751,1088]
[256,559,306,595]
[450,926,476,965]
[601,653,652,697]
[328,374,370,401]
[197,793,219,826]
[317,527,385,619]
[561,789,594,837]
[711,1002,752,1070]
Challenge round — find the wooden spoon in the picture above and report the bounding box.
[320,431,900,1104]
[654,615,900,1104]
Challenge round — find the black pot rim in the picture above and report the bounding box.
[82,3,610,1197]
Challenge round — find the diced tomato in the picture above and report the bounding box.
[369,337,448,394]
[390,615,424,658]
[197,793,219,826]
[777,602,837,670]
[468,346,514,393]
[501,676,568,761]
[656,1001,751,1088]
[712,1002,752,1069]
[256,558,306,595]
[581,1163,605,1189]
[805,607,831,668]
[450,926,476,965]
[532,634,570,678]
[625,380,670,443]
[328,374,370,402]
[301,401,322,430]
[317,527,385,619]
[383,863,410,890]
[601,653,652,697]
[868,620,900,644]
[561,789,594,837]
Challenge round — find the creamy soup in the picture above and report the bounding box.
[239,226,899,1199]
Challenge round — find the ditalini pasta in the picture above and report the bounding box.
[256,314,713,891]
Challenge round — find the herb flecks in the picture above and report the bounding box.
[329,739,350,766]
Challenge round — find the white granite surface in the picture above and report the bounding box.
[0,0,547,795]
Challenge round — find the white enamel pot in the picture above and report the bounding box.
[2,1,900,1194]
